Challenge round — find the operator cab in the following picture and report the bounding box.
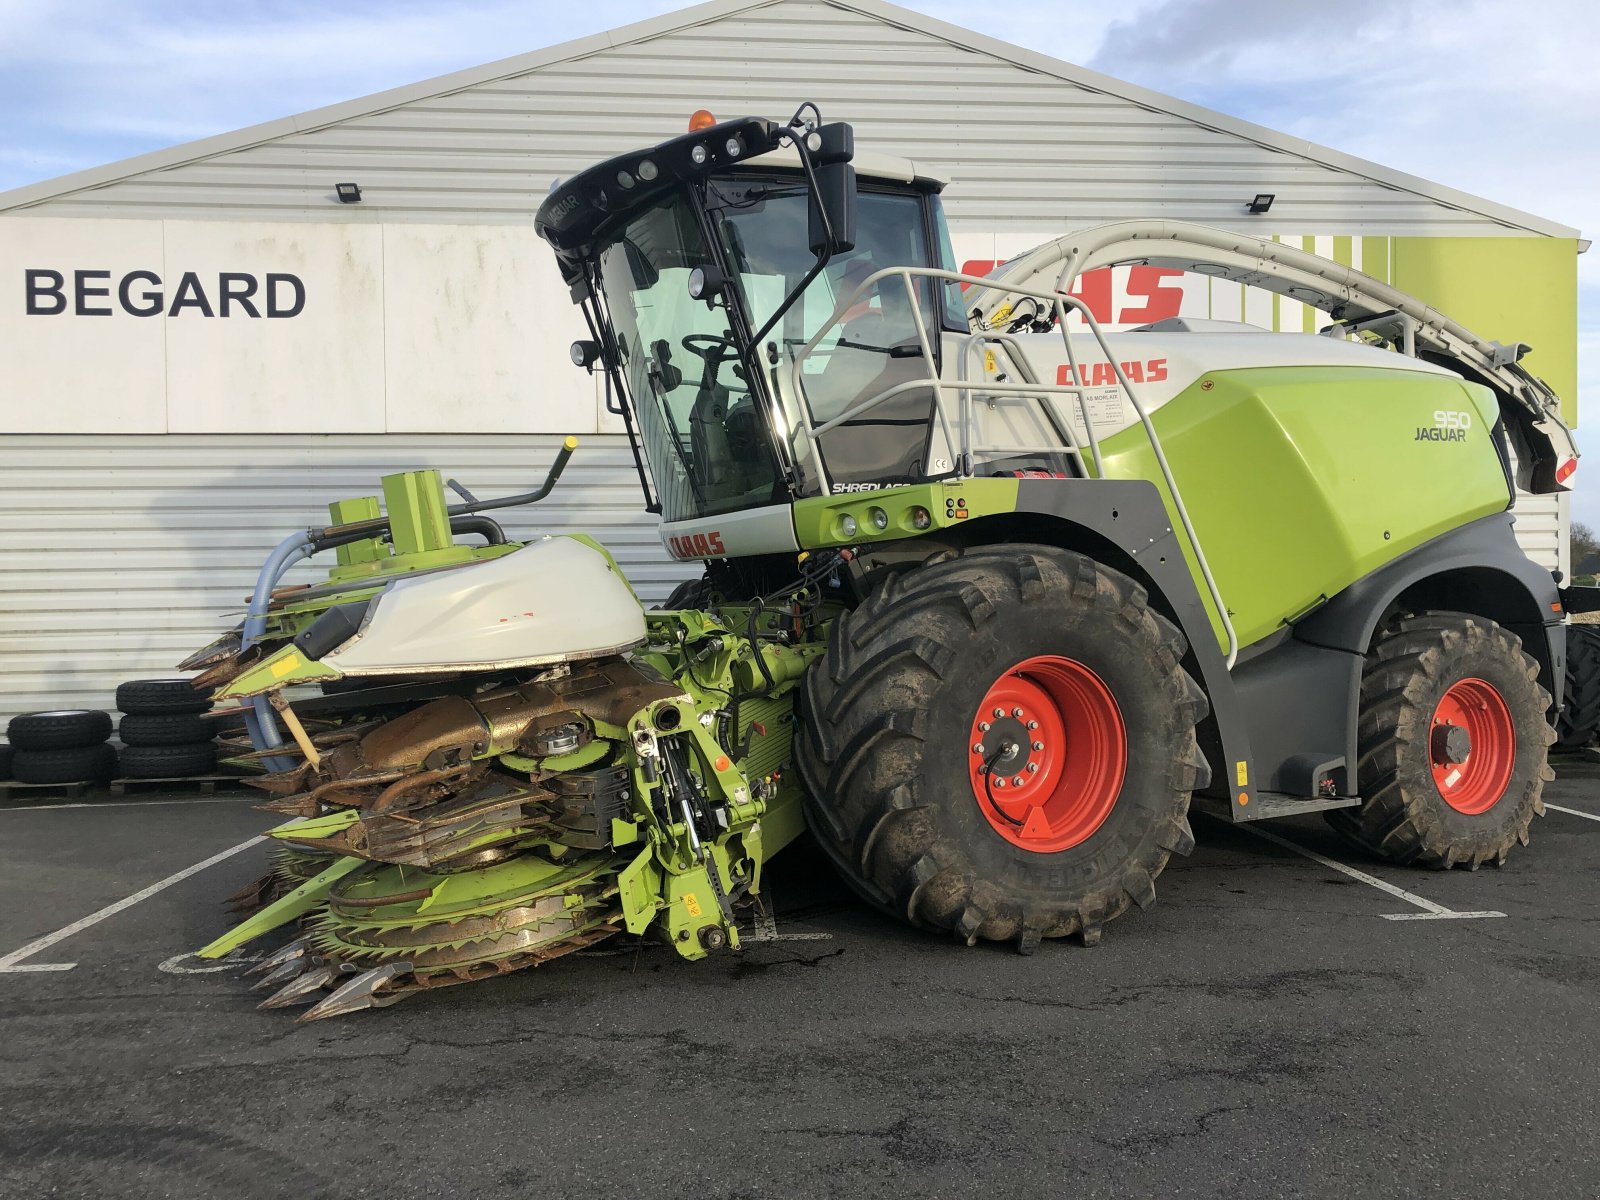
[537,107,966,523]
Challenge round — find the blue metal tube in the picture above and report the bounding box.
[241,531,317,772]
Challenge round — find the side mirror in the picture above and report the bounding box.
[807,122,857,256]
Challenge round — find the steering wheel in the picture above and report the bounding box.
[681,333,741,367]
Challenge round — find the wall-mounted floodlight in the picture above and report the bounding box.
[335,182,363,204]
[1247,193,1275,214]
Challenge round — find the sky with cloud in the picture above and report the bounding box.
[3,0,1595,524]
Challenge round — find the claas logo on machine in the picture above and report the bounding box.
[668,531,727,559]
[1056,359,1168,387]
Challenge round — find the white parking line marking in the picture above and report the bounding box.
[0,797,256,813]
[744,906,833,942]
[1240,825,1505,921]
[0,836,264,974]
[1546,803,1600,823]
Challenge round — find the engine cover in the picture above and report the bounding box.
[325,536,645,674]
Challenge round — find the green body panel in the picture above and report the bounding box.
[329,496,385,572]
[217,644,341,698]
[1098,365,1512,649]
[382,469,453,556]
[196,854,365,958]
[791,478,1020,551]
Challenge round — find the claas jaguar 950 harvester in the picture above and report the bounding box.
[188,104,1578,1020]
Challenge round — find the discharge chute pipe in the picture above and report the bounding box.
[240,529,318,772]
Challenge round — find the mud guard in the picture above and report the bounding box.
[1012,478,1258,818]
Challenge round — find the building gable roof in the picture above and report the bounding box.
[0,0,1578,238]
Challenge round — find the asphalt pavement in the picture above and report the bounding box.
[1,766,1597,1199]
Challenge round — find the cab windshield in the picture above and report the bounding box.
[711,178,942,493]
[596,192,777,523]
[594,176,946,520]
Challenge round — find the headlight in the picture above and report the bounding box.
[838,513,858,539]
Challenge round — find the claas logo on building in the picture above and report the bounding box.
[960,261,1185,326]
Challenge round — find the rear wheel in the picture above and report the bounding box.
[1327,612,1554,868]
[1556,624,1600,749]
[796,545,1211,950]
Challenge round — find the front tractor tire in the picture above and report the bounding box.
[796,545,1211,951]
[1327,612,1555,869]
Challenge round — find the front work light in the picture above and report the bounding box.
[637,158,659,182]
[690,143,710,165]
[686,265,728,301]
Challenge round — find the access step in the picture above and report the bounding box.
[1193,792,1361,823]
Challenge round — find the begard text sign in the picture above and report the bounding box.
[23,269,306,317]
[0,215,596,434]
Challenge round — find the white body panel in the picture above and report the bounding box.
[661,503,799,561]
[979,328,1460,446]
[326,536,645,674]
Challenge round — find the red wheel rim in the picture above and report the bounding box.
[967,655,1127,852]
[1430,677,1515,815]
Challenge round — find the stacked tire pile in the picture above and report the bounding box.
[116,679,218,779]
[5,710,117,784]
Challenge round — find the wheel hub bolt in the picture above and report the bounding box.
[979,721,991,732]
[1431,722,1472,765]
[1012,776,1024,787]
[1031,740,1044,751]
[1026,720,1038,730]
[1027,762,1038,773]
[1012,708,1024,719]
[973,743,985,755]
[993,707,1004,719]
[994,777,1007,788]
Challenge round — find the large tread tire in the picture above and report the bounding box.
[1556,624,1600,749]
[1326,612,1554,869]
[118,712,216,747]
[118,742,218,779]
[115,678,212,715]
[0,744,12,780]
[796,544,1210,950]
[7,710,113,750]
[12,743,117,784]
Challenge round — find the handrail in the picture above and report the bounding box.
[786,264,1238,667]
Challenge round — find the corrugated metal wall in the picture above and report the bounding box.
[0,434,684,728]
[8,0,1542,237]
